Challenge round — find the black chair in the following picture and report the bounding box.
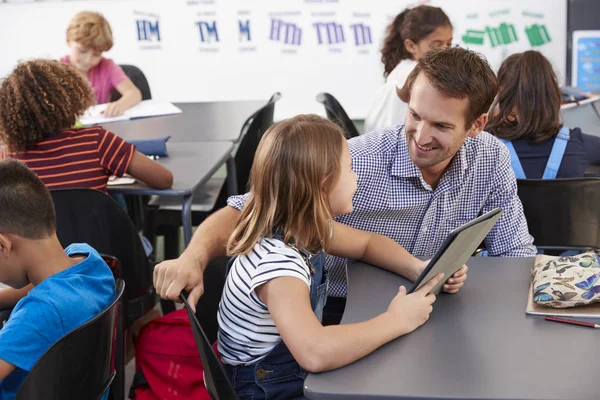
[51,189,155,326]
[16,279,125,400]
[144,93,282,260]
[517,178,600,252]
[316,92,360,138]
[110,64,152,102]
[181,291,239,400]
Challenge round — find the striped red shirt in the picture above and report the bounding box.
[11,127,134,193]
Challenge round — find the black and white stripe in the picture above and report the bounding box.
[217,237,311,365]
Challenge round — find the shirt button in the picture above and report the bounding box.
[256,368,267,380]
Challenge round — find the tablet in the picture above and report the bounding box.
[408,208,504,295]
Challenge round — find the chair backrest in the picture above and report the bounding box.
[110,64,152,102]
[16,280,125,400]
[517,178,600,251]
[181,292,239,400]
[213,93,280,208]
[50,189,154,324]
[316,92,360,138]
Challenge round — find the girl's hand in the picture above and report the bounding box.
[387,273,443,335]
[103,102,124,117]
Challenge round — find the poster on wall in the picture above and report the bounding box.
[0,0,568,120]
[572,30,600,93]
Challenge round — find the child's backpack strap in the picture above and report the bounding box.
[498,138,527,179]
[541,127,570,180]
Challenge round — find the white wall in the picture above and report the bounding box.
[0,0,567,120]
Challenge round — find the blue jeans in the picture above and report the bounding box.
[224,247,328,400]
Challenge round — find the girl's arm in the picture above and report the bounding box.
[104,79,142,117]
[325,221,467,292]
[256,274,442,373]
[326,221,424,281]
[126,151,173,189]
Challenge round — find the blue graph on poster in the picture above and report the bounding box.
[575,36,600,92]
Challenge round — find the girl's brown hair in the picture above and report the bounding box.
[0,59,95,152]
[487,51,562,143]
[228,114,346,256]
[381,5,451,77]
[67,11,114,52]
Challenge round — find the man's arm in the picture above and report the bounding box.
[153,205,240,310]
[483,147,537,257]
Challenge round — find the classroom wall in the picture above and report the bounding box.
[0,0,567,120]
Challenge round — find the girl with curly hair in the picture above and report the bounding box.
[364,6,452,133]
[0,59,172,193]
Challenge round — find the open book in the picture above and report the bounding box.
[79,100,182,126]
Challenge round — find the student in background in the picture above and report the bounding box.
[206,115,465,399]
[0,59,172,193]
[0,60,171,307]
[0,159,116,399]
[487,50,600,179]
[364,5,452,133]
[62,11,141,117]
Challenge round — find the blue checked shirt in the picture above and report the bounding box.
[227,125,537,297]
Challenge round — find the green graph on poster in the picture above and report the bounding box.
[487,23,518,47]
[525,24,551,46]
[461,9,552,48]
[462,29,485,45]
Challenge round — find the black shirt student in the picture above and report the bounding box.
[487,50,600,179]
[509,128,600,178]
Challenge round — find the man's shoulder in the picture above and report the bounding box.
[464,131,511,168]
[348,125,402,160]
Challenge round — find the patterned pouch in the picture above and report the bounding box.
[530,252,600,308]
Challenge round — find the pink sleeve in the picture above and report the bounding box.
[105,59,128,89]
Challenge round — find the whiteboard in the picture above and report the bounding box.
[0,0,567,120]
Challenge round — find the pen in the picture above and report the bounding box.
[544,316,600,329]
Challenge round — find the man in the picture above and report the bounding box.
[154,47,536,321]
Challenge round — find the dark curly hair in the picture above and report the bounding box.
[0,59,95,152]
[381,5,451,78]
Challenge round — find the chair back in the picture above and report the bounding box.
[212,93,280,208]
[51,189,154,324]
[110,64,152,102]
[316,92,360,138]
[181,291,239,400]
[517,178,600,251]
[16,280,125,400]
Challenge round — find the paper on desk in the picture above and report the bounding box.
[526,282,600,318]
[79,100,182,126]
[107,175,137,186]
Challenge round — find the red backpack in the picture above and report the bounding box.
[130,309,211,399]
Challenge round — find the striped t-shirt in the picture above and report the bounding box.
[11,127,134,193]
[217,237,312,366]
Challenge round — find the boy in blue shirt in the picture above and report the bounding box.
[0,159,116,399]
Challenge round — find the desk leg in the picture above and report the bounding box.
[182,194,193,247]
[226,155,238,196]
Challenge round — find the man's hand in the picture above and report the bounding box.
[153,254,205,312]
[442,265,468,294]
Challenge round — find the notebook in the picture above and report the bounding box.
[79,100,182,126]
